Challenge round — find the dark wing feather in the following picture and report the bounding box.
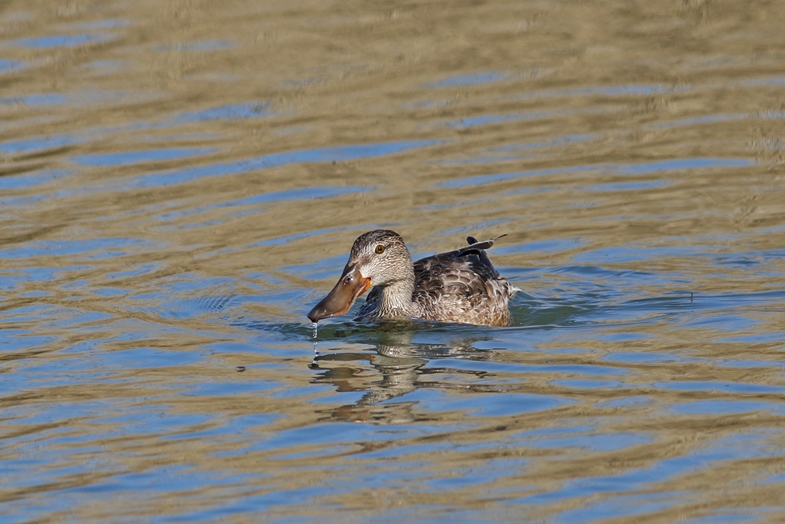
[417,234,506,283]
[464,234,505,252]
[414,253,498,302]
[412,245,502,302]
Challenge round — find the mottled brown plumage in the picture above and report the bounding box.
[307,229,518,326]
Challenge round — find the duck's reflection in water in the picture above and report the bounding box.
[310,339,495,424]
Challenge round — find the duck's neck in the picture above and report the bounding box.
[376,270,416,319]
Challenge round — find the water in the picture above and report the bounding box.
[2,1,785,522]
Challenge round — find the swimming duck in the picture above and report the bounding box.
[307,229,518,327]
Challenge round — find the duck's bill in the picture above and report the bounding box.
[307,266,371,322]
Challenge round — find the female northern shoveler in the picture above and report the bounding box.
[307,229,518,327]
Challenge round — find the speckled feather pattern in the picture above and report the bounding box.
[354,231,517,327]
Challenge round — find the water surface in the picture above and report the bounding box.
[2,1,785,522]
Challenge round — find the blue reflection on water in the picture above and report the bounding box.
[586,180,671,192]
[73,148,216,167]
[428,71,509,87]
[0,59,23,74]
[127,140,441,188]
[495,238,587,255]
[405,389,572,417]
[0,93,67,106]
[174,102,272,123]
[219,186,372,208]
[656,381,785,394]
[670,400,785,415]
[445,110,560,129]
[437,158,753,189]
[0,237,160,260]
[0,169,71,190]
[15,34,113,48]
[0,135,78,155]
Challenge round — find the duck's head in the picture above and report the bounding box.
[307,229,411,322]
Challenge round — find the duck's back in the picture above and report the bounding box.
[412,239,516,326]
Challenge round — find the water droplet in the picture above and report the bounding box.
[312,322,319,356]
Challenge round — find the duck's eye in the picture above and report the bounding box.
[375,245,385,254]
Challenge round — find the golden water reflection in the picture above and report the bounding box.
[1,0,785,521]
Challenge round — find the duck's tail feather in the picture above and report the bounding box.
[464,233,507,251]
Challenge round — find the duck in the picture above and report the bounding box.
[307,229,518,327]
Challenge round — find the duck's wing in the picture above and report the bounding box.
[413,252,499,299]
[412,245,515,326]
[416,234,507,282]
[412,235,511,302]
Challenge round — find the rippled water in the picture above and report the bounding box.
[2,1,785,522]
